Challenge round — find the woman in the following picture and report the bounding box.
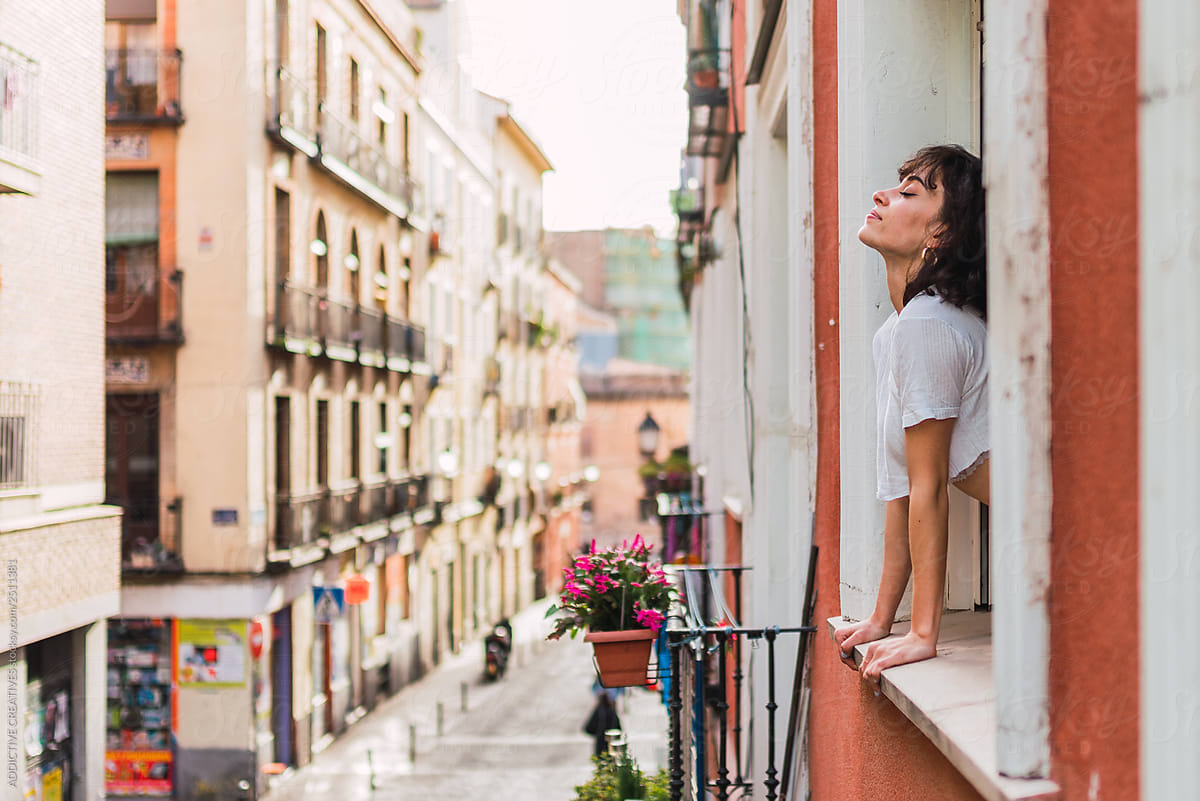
[833,144,989,683]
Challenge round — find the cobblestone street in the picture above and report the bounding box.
[263,601,668,801]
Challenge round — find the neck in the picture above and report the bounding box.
[883,255,919,313]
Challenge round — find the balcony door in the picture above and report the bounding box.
[105,4,158,116]
[106,393,160,563]
[106,172,160,338]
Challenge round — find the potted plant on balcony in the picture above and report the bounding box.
[661,451,693,493]
[637,459,662,497]
[547,535,675,688]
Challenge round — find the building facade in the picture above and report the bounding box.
[0,4,122,801]
[677,0,1168,799]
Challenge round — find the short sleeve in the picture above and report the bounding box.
[890,315,971,428]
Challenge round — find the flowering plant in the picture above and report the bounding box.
[546,535,676,640]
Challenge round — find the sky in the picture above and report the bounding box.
[460,0,687,236]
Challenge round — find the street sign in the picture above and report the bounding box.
[312,587,345,623]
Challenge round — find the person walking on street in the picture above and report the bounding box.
[583,692,622,757]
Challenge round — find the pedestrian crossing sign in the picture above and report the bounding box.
[312,587,345,623]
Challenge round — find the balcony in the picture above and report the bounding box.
[107,268,184,345]
[273,489,331,551]
[122,496,183,575]
[385,315,413,371]
[387,476,411,516]
[684,40,730,158]
[410,473,434,524]
[331,484,362,532]
[365,480,390,523]
[318,108,414,218]
[409,324,430,373]
[268,64,316,153]
[320,295,358,361]
[271,280,321,352]
[671,185,704,224]
[105,49,183,124]
[0,44,39,194]
[356,306,386,367]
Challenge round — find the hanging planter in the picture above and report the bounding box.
[546,535,676,687]
[585,629,658,688]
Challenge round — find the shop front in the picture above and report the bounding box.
[24,633,76,801]
[105,619,174,798]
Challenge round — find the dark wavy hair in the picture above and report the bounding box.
[899,145,986,317]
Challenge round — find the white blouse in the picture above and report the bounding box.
[873,291,989,501]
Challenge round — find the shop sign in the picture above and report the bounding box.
[312,587,345,623]
[105,751,172,794]
[177,620,247,687]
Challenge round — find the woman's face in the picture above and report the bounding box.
[857,170,945,262]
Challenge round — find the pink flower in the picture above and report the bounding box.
[635,608,665,633]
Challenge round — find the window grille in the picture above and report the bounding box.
[0,382,38,489]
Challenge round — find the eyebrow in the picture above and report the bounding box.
[901,174,929,189]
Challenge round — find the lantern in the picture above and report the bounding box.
[345,574,370,605]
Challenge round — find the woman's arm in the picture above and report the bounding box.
[833,497,911,666]
[860,417,954,681]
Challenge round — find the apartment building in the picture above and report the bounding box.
[101,0,439,797]
[489,99,554,612]
[537,260,585,599]
[0,5,121,801]
[675,0,1175,800]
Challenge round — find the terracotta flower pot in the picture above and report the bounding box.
[585,629,658,688]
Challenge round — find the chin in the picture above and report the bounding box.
[857,225,874,246]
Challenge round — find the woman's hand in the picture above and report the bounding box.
[833,617,894,670]
[859,631,937,683]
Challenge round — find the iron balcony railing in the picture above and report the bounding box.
[274,489,331,550]
[106,49,183,122]
[331,484,361,531]
[357,306,385,359]
[0,44,38,170]
[107,268,184,344]
[387,476,411,516]
[365,480,389,522]
[386,315,412,362]
[662,548,818,801]
[319,108,411,206]
[0,381,38,490]
[123,496,184,574]
[274,280,320,343]
[408,324,427,366]
[321,295,357,353]
[269,63,315,141]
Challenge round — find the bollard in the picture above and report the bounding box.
[437,702,444,736]
[461,681,468,712]
[409,723,417,764]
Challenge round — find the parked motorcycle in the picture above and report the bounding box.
[483,619,513,680]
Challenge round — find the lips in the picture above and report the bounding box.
[866,209,881,221]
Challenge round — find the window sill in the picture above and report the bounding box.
[826,612,1061,801]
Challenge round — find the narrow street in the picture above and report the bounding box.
[264,602,668,801]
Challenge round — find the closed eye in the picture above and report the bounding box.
[899,191,916,197]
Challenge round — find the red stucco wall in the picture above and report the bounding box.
[1046,1,1140,798]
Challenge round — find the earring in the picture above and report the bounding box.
[921,246,930,262]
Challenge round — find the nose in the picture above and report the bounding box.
[872,188,888,207]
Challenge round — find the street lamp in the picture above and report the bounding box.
[584,465,600,483]
[533,461,552,483]
[506,459,524,479]
[438,448,459,477]
[637,412,660,460]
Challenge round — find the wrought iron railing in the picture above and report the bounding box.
[107,268,183,344]
[408,324,426,365]
[269,63,314,140]
[357,306,385,357]
[274,280,321,343]
[663,550,818,801]
[331,484,361,531]
[0,381,38,489]
[364,480,389,522]
[274,489,330,550]
[387,476,411,516]
[320,295,356,352]
[385,315,411,361]
[106,49,183,122]
[0,44,38,166]
[123,496,184,573]
[318,108,410,204]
